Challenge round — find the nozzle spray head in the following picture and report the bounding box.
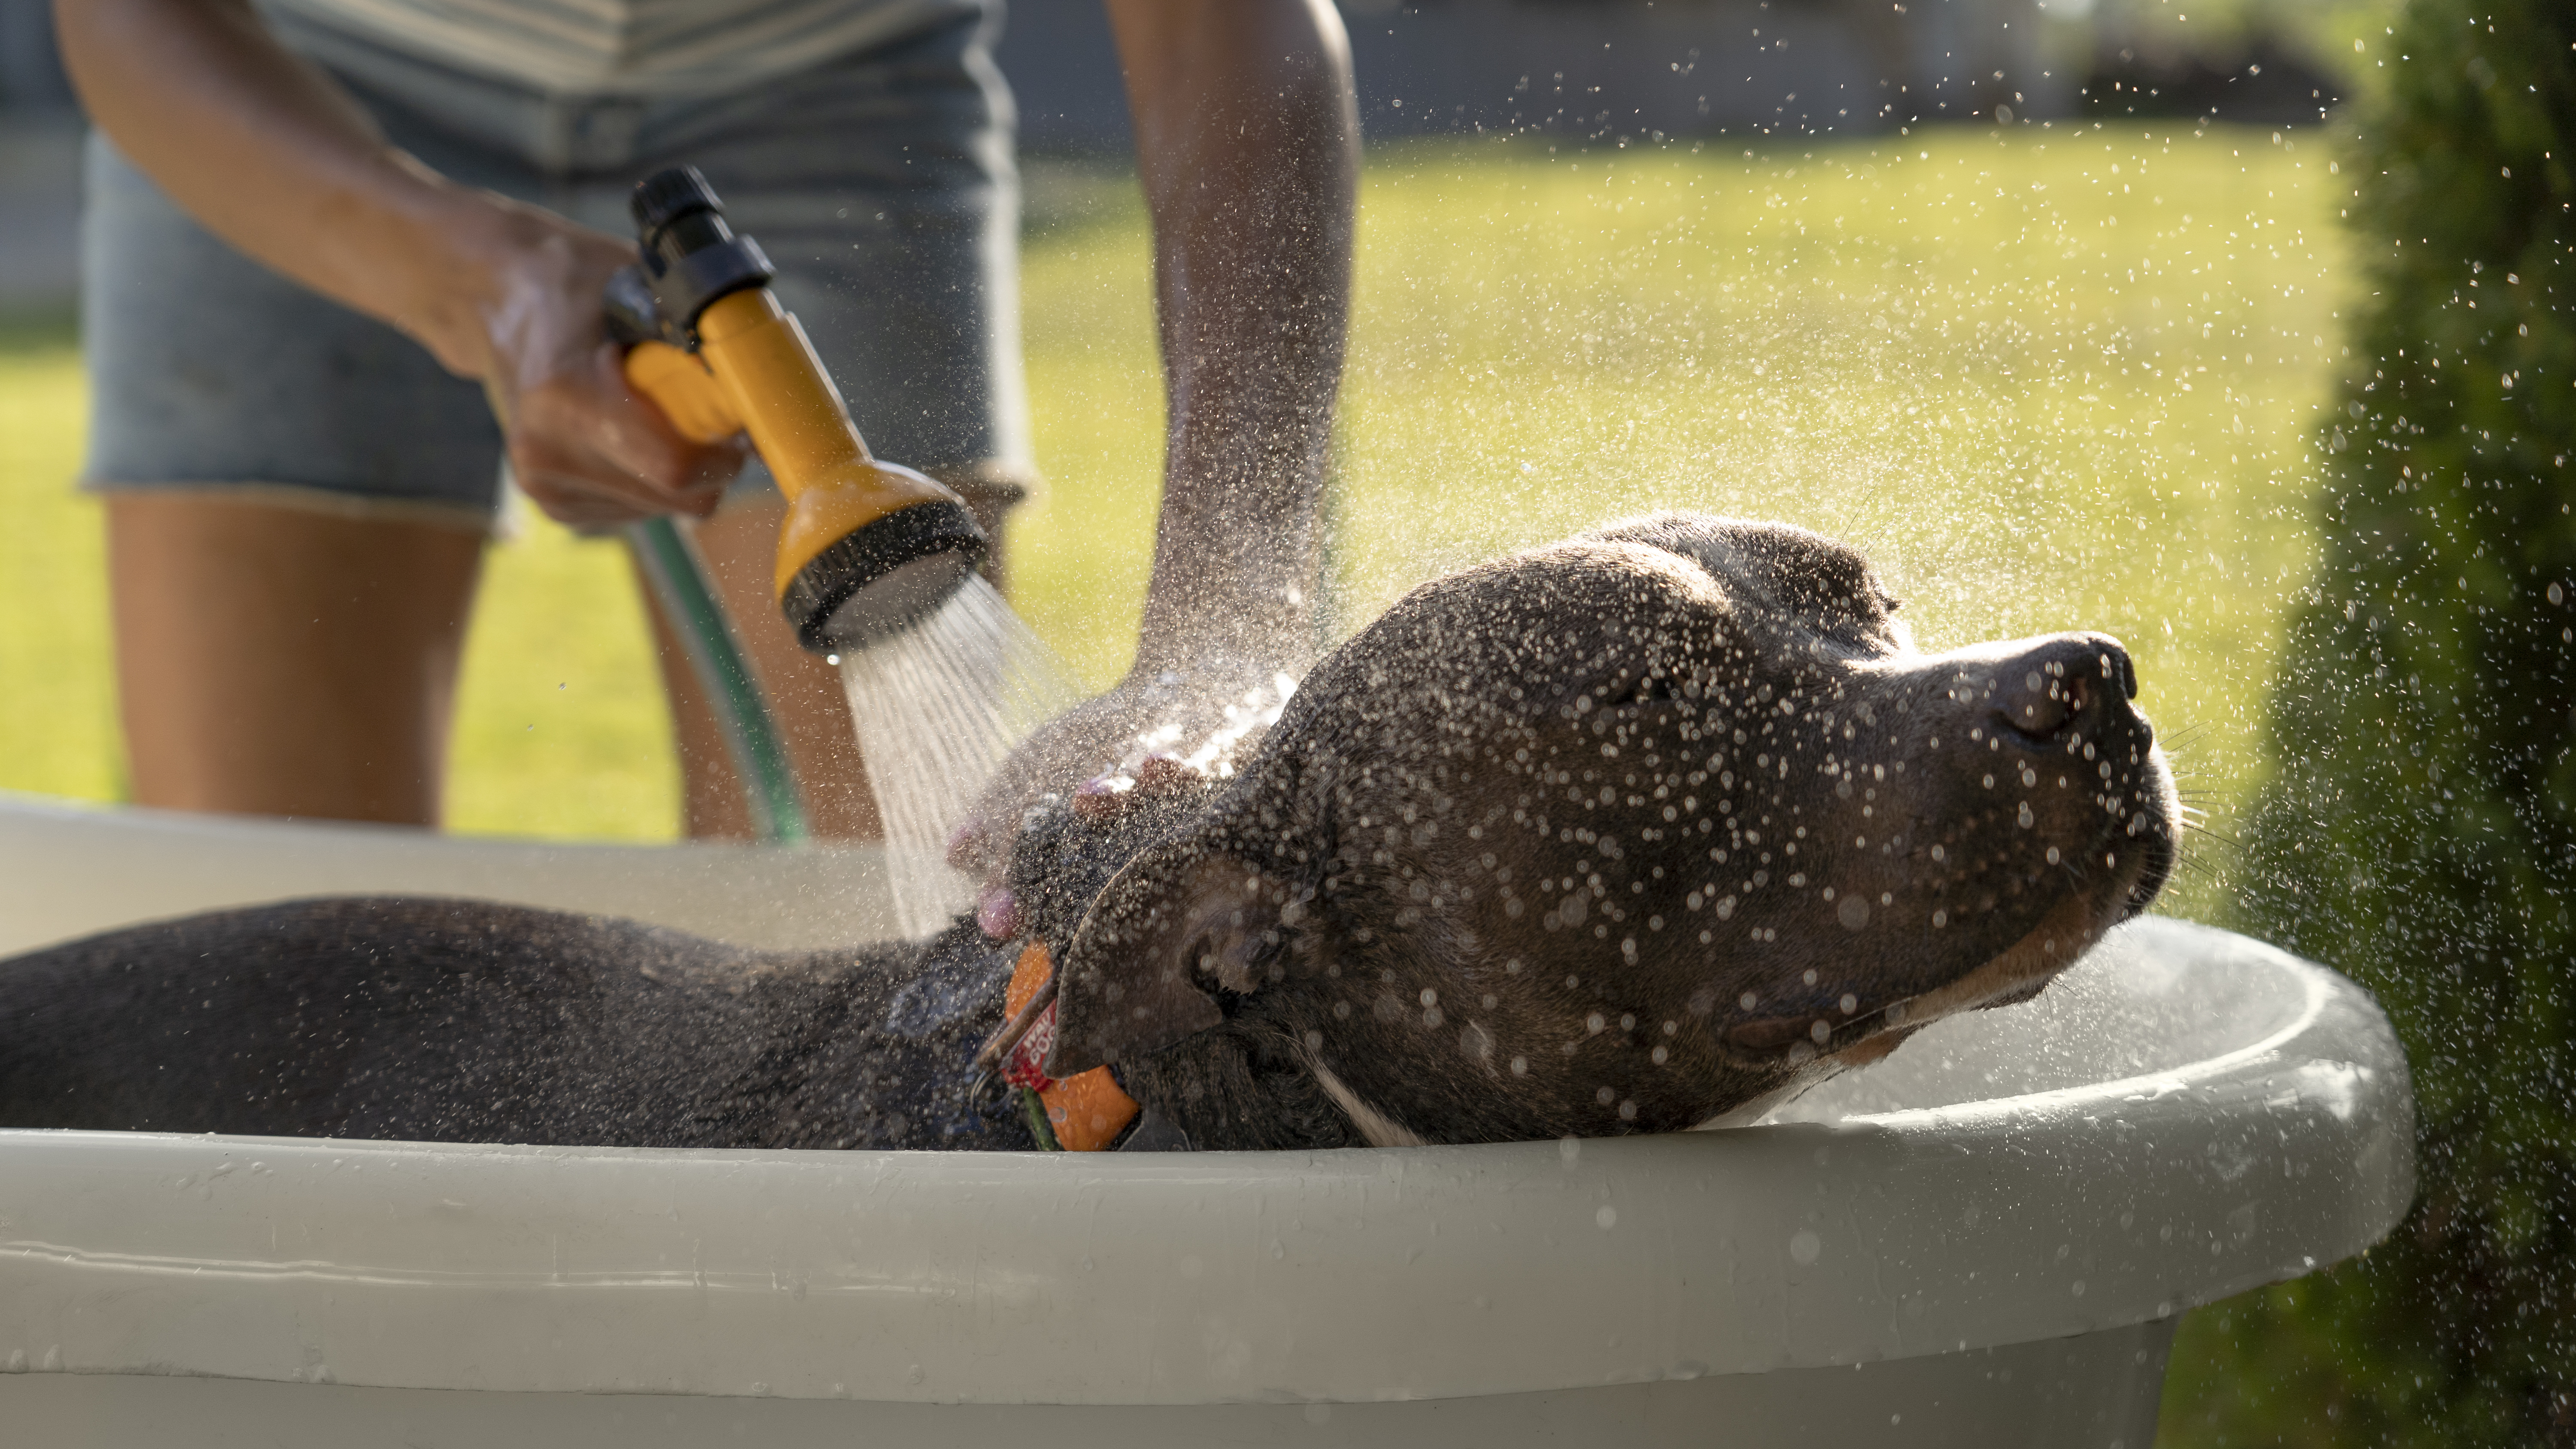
[778,480,987,650]
[619,166,988,652]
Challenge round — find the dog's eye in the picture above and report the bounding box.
[1613,674,1681,705]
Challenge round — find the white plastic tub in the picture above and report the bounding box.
[0,795,2413,1447]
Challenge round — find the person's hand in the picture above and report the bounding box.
[952,659,1300,938]
[462,215,747,527]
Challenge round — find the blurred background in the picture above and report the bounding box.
[0,0,2389,884]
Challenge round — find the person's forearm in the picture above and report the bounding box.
[1106,0,1358,677]
[53,0,581,382]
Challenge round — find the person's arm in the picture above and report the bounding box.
[52,0,737,525]
[1103,0,1358,679]
[950,1,1355,888]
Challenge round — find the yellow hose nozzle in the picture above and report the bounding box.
[614,168,986,651]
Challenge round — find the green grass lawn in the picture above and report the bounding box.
[0,121,2355,927]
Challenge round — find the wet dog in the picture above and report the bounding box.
[0,514,2176,1151]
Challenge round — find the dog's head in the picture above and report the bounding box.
[1041,513,2178,1143]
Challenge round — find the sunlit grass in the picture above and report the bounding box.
[442,513,678,838]
[0,122,2356,917]
[0,320,115,805]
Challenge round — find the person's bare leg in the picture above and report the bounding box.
[644,488,1012,842]
[108,493,484,825]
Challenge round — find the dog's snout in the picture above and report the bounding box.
[1990,634,2136,743]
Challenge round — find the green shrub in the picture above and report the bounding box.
[2169,1,2576,1444]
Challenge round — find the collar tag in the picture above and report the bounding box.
[994,942,1140,1151]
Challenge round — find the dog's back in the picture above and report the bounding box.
[0,896,1033,1150]
[0,773,1211,1151]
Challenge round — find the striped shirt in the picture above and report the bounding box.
[259,0,984,97]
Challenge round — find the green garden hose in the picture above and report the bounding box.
[625,516,809,844]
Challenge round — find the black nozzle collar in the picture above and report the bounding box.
[630,166,723,237]
[628,165,776,346]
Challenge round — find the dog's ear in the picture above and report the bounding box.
[1043,839,1295,1076]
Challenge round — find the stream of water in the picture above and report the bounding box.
[837,576,1075,938]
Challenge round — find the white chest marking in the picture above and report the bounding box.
[1691,1081,1797,1131]
[1306,1058,1427,1148]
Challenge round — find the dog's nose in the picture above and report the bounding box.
[1990,634,2136,741]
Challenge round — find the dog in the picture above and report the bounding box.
[0,514,2177,1151]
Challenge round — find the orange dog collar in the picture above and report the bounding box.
[996,942,1140,1151]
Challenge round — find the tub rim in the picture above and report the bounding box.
[0,919,2413,1406]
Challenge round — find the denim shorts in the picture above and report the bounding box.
[79,6,1032,531]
